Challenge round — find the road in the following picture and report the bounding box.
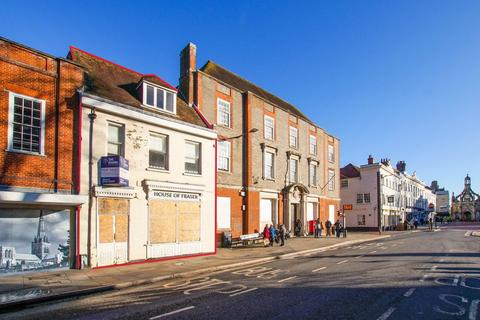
[3,225,480,320]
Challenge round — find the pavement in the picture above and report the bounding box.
[2,224,479,320]
[0,231,390,310]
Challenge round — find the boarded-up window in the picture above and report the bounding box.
[149,198,201,244]
[178,202,201,242]
[150,200,176,243]
[98,198,129,244]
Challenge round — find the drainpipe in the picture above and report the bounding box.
[54,59,61,192]
[377,170,382,234]
[87,108,97,267]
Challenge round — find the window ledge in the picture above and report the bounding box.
[218,170,232,175]
[183,172,202,177]
[5,149,46,157]
[264,177,276,182]
[146,167,170,173]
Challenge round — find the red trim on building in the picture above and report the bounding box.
[92,251,215,270]
[214,138,218,253]
[193,104,213,129]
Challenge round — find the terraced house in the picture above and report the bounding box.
[179,43,341,241]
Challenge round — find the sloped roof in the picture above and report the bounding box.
[68,47,206,127]
[340,164,361,179]
[200,60,310,122]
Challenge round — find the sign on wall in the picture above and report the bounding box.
[100,156,129,187]
[343,204,353,210]
[151,190,200,202]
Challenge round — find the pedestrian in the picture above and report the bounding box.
[403,219,408,231]
[325,219,332,237]
[294,219,302,237]
[334,219,342,238]
[414,218,418,229]
[428,217,433,231]
[269,224,276,247]
[263,224,270,247]
[279,223,286,246]
[314,218,322,238]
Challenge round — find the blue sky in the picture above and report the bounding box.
[1,1,479,194]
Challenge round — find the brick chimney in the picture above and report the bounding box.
[367,155,374,165]
[179,42,197,106]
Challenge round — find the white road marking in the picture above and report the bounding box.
[370,250,377,254]
[337,259,349,265]
[380,246,387,250]
[420,274,430,282]
[469,299,479,320]
[391,244,397,247]
[229,287,258,297]
[355,255,365,259]
[439,258,445,262]
[377,307,396,320]
[431,265,438,271]
[312,267,327,272]
[404,288,416,297]
[277,276,297,283]
[465,231,472,237]
[150,306,195,319]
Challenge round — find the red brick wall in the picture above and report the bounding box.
[0,39,83,192]
[246,190,260,233]
[216,187,244,243]
[319,198,341,223]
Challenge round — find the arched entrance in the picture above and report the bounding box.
[464,212,472,221]
[282,183,309,235]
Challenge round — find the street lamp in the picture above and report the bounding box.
[219,128,258,141]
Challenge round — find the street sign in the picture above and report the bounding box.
[343,204,353,210]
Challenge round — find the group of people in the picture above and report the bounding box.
[262,223,287,247]
[314,218,344,238]
[263,218,344,246]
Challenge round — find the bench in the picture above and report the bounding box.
[230,233,263,248]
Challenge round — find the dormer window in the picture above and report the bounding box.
[143,83,176,113]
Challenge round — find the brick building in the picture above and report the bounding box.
[0,37,86,272]
[179,43,341,241]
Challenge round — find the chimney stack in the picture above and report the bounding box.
[396,161,406,173]
[179,42,197,106]
[367,155,374,165]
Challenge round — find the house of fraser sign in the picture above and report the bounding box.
[151,190,200,202]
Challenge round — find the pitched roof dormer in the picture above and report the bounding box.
[137,75,177,114]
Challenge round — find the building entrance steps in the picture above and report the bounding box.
[0,232,391,311]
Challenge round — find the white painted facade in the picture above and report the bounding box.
[78,94,216,267]
[341,159,436,230]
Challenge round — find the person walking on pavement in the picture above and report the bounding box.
[269,224,276,247]
[325,219,332,237]
[428,217,433,231]
[279,223,286,246]
[334,219,342,238]
[294,219,302,237]
[403,219,408,231]
[314,218,322,238]
[263,224,270,247]
[413,218,418,229]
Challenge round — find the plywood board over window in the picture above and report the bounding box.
[150,200,176,243]
[178,202,201,242]
[98,198,129,244]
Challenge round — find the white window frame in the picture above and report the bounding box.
[328,169,335,191]
[107,121,125,157]
[289,157,298,183]
[217,98,231,127]
[264,116,274,140]
[217,140,231,172]
[357,193,364,204]
[364,193,371,203]
[309,135,317,155]
[7,92,46,156]
[143,83,177,114]
[309,163,317,186]
[341,180,348,188]
[184,140,201,175]
[289,126,298,148]
[148,133,168,170]
[328,144,335,162]
[263,149,275,180]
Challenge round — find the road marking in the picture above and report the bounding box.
[420,274,429,282]
[391,244,397,247]
[377,307,396,320]
[370,250,377,254]
[470,299,479,320]
[277,276,297,283]
[355,255,364,259]
[431,265,438,271]
[439,258,445,262]
[404,288,416,297]
[337,259,349,265]
[380,246,387,250]
[465,231,472,237]
[229,287,258,297]
[150,306,195,319]
[312,267,327,272]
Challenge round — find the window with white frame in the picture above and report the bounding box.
[357,193,364,204]
[217,140,230,171]
[309,163,317,186]
[309,135,317,155]
[217,99,231,127]
[289,158,298,183]
[364,193,371,203]
[357,214,366,226]
[185,141,201,174]
[289,127,298,148]
[149,133,168,169]
[264,116,274,140]
[264,150,275,179]
[328,144,335,162]
[107,122,125,157]
[144,84,176,113]
[341,180,349,188]
[8,93,45,154]
[328,169,335,191]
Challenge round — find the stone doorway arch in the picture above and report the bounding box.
[282,183,310,235]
